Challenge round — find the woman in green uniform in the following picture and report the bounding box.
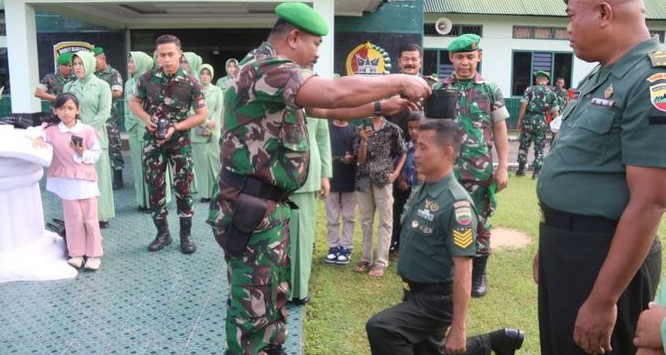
[64,51,114,228]
[191,64,223,202]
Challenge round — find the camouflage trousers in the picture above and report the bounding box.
[107,113,124,170]
[216,203,292,355]
[143,132,194,221]
[460,180,495,256]
[517,122,547,173]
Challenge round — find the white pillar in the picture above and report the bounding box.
[5,1,41,114]
[313,0,335,79]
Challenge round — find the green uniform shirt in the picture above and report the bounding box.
[397,173,478,283]
[219,41,314,191]
[538,37,666,220]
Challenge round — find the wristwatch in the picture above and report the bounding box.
[374,100,382,116]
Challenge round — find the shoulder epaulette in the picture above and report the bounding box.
[648,50,666,67]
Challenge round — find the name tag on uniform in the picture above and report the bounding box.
[590,98,616,108]
[417,208,434,222]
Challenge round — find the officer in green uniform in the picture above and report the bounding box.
[432,34,510,298]
[129,34,208,255]
[366,120,524,355]
[535,0,666,354]
[34,52,75,103]
[206,3,431,354]
[93,47,125,190]
[516,70,559,179]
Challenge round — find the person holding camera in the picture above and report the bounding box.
[64,50,115,230]
[32,93,104,270]
[128,34,208,255]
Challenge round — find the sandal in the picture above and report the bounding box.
[355,260,371,272]
[369,264,386,277]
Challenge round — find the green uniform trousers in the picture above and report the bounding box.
[288,192,317,300]
[223,204,292,355]
[366,284,492,355]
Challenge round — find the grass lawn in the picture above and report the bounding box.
[304,175,666,354]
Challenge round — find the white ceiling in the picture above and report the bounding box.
[30,1,384,29]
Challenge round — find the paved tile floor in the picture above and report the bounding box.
[0,156,304,354]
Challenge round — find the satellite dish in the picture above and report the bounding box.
[435,17,453,35]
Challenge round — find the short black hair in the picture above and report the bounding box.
[418,119,462,155]
[406,111,425,123]
[268,19,297,40]
[155,34,181,49]
[399,44,422,57]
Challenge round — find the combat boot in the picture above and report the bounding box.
[471,255,489,298]
[148,218,172,251]
[179,216,197,254]
[532,170,540,180]
[515,163,526,176]
[112,169,124,190]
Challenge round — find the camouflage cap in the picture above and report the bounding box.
[448,34,481,53]
[57,52,72,65]
[92,47,104,56]
[275,2,329,36]
[535,70,551,79]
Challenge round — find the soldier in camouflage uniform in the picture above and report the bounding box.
[129,35,208,255]
[516,70,560,179]
[93,47,125,190]
[432,34,510,298]
[553,77,569,110]
[206,3,431,354]
[34,52,75,103]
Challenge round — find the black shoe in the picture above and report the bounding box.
[148,219,172,251]
[179,217,197,254]
[471,255,488,298]
[515,164,526,176]
[98,220,109,229]
[532,172,539,180]
[492,328,525,355]
[200,198,211,203]
[112,169,123,190]
[288,296,310,305]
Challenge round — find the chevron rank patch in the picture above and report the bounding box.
[453,227,473,249]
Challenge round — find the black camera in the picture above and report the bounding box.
[154,116,170,139]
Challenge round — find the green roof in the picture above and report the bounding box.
[424,0,666,20]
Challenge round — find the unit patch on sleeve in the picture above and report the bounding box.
[453,201,472,226]
[650,83,666,112]
[453,227,473,249]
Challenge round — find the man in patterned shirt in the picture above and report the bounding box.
[207,3,431,354]
[129,34,208,255]
[432,34,510,298]
[34,52,75,103]
[516,70,560,179]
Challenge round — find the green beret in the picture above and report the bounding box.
[448,34,481,53]
[57,52,72,65]
[535,70,550,79]
[275,2,329,36]
[92,47,104,56]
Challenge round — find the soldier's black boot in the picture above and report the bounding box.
[179,216,197,254]
[112,169,124,190]
[489,328,525,355]
[515,163,526,176]
[471,255,489,298]
[148,218,172,251]
[532,169,540,180]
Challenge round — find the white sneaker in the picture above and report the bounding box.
[68,256,84,269]
[84,257,101,270]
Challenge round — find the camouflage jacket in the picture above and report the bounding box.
[553,87,568,111]
[38,72,75,96]
[521,85,559,126]
[95,65,124,116]
[134,66,206,132]
[434,73,509,184]
[219,41,314,192]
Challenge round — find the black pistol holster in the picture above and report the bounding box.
[222,193,268,257]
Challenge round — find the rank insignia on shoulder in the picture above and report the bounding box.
[648,51,666,67]
[453,227,473,249]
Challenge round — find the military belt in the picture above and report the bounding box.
[402,279,452,294]
[221,169,291,202]
[540,204,617,232]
